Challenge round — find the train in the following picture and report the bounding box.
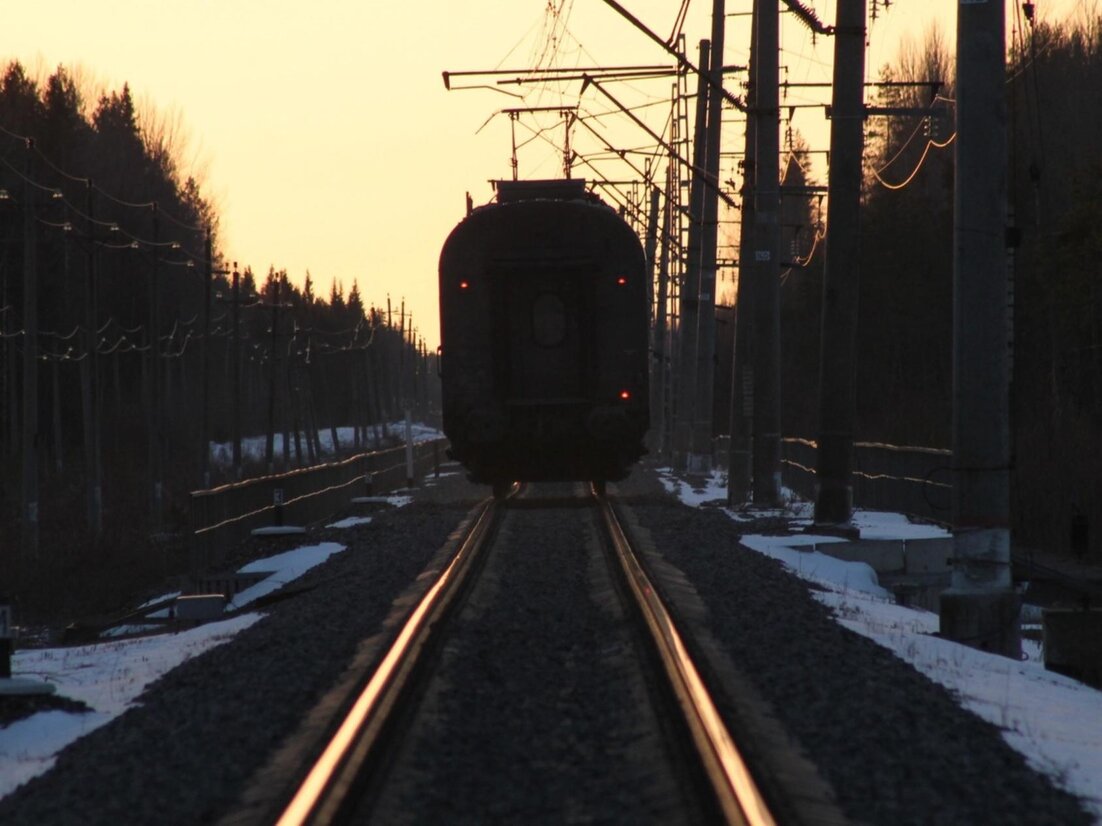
[438,178,649,491]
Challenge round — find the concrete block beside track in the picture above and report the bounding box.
[817,539,904,573]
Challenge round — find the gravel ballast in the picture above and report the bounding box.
[0,472,482,826]
[365,483,707,825]
[615,465,1093,826]
[0,464,1094,825]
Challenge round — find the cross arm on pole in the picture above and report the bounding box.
[582,74,737,209]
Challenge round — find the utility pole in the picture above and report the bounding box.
[282,321,293,468]
[231,264,242,479]
[82,181,103,536]
[563,111,575,179]
[940,0,1020,657]
[2,218,16,462]
[672,38,712,470]
[385,295,394,424]
[814,0,867,527]
[643,181,661,448]
[56,230,69,475]
[728,16,759,506]
[399,300,407,414]
[148,203,163,528]
[265,278,282,474]
[644,183,661,318]
[199,229,213,488]
[21,141,39,557]
[690,0,727,471]
[651,166,673,455]
[750,0,783,505]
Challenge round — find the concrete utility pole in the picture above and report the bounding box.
[231,264,242,479]
[672,38,713,470]
[750,0,783,505]
[814,0,867,527]
[82,181,103,537]
[940,0,1020,657]
[199,229,213,488]
[399,299,407,412]
[3,236,16,460]
[643,182,661,445]
[265,278,282,474]
[690,0,727,471]
[148,204,163,528]
[644,183,661,317]
[651,166,673,455]
[21,141,39,557]
[728,15,759,506]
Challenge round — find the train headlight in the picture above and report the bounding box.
[619,389,631,401]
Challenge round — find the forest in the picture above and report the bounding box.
[3,12,1100,623]
[0,62,434,622]
[778,13,1102,557]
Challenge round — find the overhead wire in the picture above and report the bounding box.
[871,131,956,190]
[873,116,928,176]
[0,119,209,232]
[0,152,65,198]
[32,145,89,185]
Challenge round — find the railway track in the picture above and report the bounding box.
[271,482,777,825]
[6,466,1084,826]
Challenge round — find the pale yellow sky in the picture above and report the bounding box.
[6,0,1083,345]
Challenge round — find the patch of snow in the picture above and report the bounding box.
[1,538,351,799]
[1,614,262,798]
[326,516,373,529]
[228,542,346,610]
[658,466,1102,821]
[740,533,890,600]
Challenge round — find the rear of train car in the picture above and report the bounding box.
[438,179,649,486]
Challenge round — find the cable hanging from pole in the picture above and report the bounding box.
[872,131,956,190]
[1,150,208,261]
[0,119,209,232]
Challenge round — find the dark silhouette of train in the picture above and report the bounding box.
[438,179,649,490]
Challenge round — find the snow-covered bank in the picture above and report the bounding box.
[0,492,411,800]
[658,468,1102,821]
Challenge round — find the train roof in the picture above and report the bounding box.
[491,178,603,205]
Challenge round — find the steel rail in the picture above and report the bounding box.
[594,486,776,826]
[276,491,508,825]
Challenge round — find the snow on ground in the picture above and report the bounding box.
[209,421,443,468]
[0,402,442,799]
[658,467,1102,821]
[225,542,346,611]
[0,486,411,800]
[0,614,263,797]
[327,516,374,529]
[4,466,1099,817]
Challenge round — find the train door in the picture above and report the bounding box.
[497,265,592,403]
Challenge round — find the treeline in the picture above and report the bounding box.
[0,61,435,576]
[777,16,1102,554]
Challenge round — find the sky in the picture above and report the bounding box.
[3,465,1100,818]
[4,0,1086,346]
